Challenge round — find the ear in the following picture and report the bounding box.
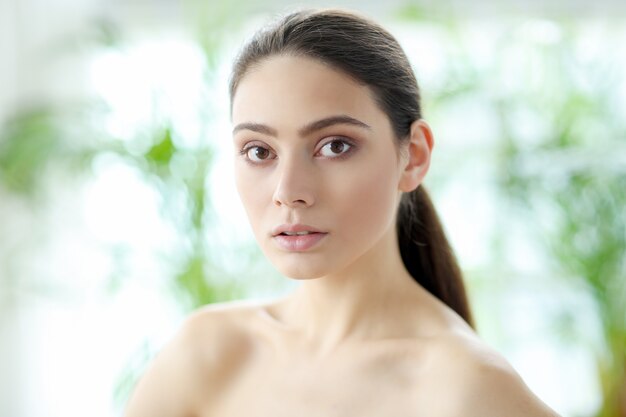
[398,119,434,192]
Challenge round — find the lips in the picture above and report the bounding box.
[271,223,326,237]
[273,231,327,251]
[270,223,328,251]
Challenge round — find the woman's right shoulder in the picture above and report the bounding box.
[123,299,259,417]
[183,299,260,338]
[168,298,269,376]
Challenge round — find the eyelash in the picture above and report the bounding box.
[238,137,356,165]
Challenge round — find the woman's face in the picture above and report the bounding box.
[231,55,408,279]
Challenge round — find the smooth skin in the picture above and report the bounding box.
[123,55,561,416]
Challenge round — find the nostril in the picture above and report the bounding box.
[272,177,314,206]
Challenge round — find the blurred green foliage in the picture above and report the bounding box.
[494,30,626,417]
[0,104,105,197]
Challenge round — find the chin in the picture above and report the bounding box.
[282,274,324,281]
[275,264,328,280]
[268,255,333,280]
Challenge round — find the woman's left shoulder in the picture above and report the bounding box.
[423,328,561,417]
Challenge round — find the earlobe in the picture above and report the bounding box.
[398,119,434,192]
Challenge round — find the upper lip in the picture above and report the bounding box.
[272,223,327,236]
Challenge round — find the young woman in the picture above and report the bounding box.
[124,8,561,416]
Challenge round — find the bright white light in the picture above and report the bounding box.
[88,35,207,146]
[83,152,174,249]
[519,19,563,44]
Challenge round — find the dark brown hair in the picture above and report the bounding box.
[228,7,475,328]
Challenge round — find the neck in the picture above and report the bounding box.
[270,224,433,357]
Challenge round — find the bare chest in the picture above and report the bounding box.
[199,344,432,417]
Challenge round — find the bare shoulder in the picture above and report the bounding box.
[123,299,259,417]
[421,328,561,417]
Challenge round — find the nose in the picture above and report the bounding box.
[272,157,315,208]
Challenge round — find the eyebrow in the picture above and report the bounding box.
[232,114,372,137]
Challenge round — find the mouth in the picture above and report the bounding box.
[271,224,327,237]
[277,231,324,236]
[273,231,328,251]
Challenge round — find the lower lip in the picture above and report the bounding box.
[274,232,327,251]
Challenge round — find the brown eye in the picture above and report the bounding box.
[319,139,353,158]
[331,142,345,153]
[245,146,274,162]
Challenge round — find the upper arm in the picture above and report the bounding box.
[419,333,562,417]
[122,310,230,417]
[123,320,202,417]
[453,352,562,417]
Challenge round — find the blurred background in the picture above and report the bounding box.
[0,0,625,416]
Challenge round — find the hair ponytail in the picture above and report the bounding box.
[398,186,475,328]
[229,7,475,329]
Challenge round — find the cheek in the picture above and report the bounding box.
[330,159,399,242]
[234,166,264,227]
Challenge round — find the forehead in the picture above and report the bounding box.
[231,55,383,127]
